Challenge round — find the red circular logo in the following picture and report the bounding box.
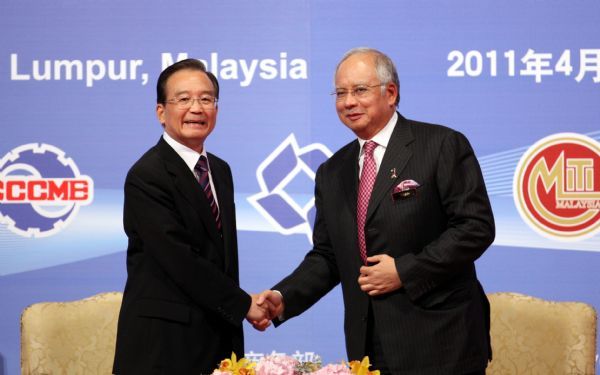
[514,133,600,240]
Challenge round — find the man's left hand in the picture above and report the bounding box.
[358,254,402,296]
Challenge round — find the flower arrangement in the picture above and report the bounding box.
[213,353,379,375]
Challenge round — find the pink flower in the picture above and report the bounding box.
[311,363,352,375]
[255,355,299,375]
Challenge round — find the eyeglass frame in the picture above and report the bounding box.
[164,95,218,109]
[330,83,386,101]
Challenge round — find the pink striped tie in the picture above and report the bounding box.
[195,155,222,231]
[357,141,377,264]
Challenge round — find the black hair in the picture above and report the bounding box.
[156,58,219,103]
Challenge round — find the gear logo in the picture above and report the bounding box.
[248,134,332,243]
[0,143,93,238]
[513,133,600,240]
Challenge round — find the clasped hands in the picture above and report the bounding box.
[245,290,284,331]
[245,254,402,331]
[358,254,402,296]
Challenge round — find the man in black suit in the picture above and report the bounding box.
[257,48,495,375]
[113,59,267,374]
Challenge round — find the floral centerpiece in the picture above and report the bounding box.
[213,353,379,375]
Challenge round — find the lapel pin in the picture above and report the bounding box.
[390,168,397,179]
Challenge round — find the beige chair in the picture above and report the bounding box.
[487,292,597,375]
[21,291,123,375]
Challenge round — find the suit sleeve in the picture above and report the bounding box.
[395,130,495,301]
[124,166,251,326]
[273,164,340,322]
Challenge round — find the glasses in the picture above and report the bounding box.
[331,84,384,101]
[165,95,218,109]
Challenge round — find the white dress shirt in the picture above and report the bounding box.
[357,111,398,175]
[162,132,220,208]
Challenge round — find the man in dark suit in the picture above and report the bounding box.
[257,48,495,374]
[113,59,267,374]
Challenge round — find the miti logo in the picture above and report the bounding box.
[0,143,93,238]
[513,133,600,240]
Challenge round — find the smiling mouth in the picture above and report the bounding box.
[184,120,207,127]
[346,113,362,120]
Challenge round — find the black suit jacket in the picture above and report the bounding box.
[274,114,495,374]
[113,138,250,374]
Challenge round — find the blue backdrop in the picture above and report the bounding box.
[1,1,599,374]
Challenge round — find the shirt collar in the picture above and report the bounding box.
[162,132,209,173]
[357,111,398,152]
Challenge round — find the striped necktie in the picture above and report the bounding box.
[195,155,222,231]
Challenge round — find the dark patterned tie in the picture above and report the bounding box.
[195,155,222,231]
[357,141,378,264]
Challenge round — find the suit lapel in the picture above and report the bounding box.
[341,141,360,219]
[157,139,224,248]
[366,114,414,222]
[338,141,364,269]
[207,155,231,270]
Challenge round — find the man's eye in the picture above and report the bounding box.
[336,91,348,97]
[200,97,213,105]
[354,87,369,95]
[178,97,191,104]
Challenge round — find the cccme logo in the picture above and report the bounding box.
[0,143,93,238]
[513,133,600,240]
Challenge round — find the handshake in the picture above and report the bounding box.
[243,254,402,331]
[245,290,285,331]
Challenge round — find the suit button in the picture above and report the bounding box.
[362,316,368,322]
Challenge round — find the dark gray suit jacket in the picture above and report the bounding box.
[274,113,495,374]
[113,137,250,374]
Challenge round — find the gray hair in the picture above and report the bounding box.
[335,47,400,106]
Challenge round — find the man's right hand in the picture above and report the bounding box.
[246,294,271,331]
[252,290,285,331]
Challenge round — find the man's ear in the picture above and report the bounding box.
[386,83,398,107]
[156,103,166,126]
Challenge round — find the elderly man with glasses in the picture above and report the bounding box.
[258,48,495,375]
[113,59,269,374]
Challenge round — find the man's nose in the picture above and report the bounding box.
[341,93,358,108]
[189,99,205,112]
